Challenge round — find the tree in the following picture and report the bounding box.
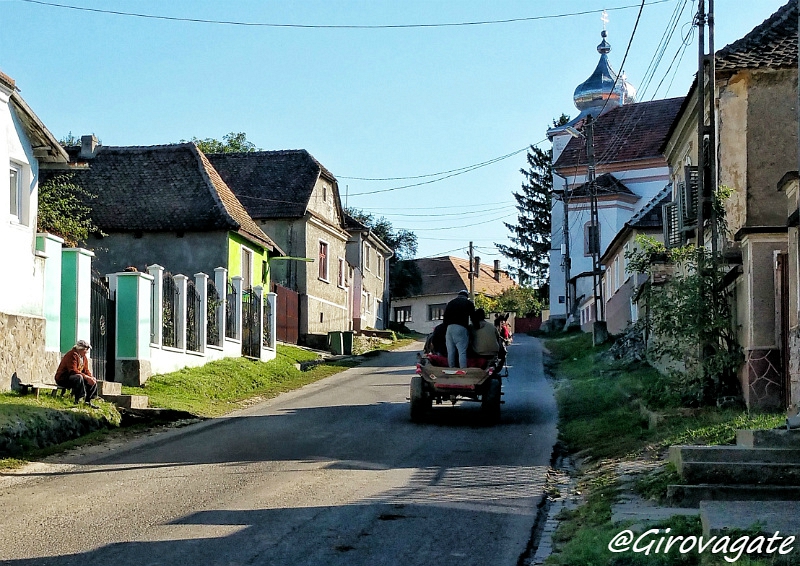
[345,207,421,298]
[37,173,102,247]
[496,115,569,290]
[475,287,543,317]
[184,132,258,154]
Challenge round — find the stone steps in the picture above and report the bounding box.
[667,484,800,507]
[700,500,800,538]
[669,445,800,468]
[737,428,800,448]
[98,380,149,409]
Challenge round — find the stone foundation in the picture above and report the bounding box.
[743,348,783,410]
[116,359,152,387]
[0,312,60,390]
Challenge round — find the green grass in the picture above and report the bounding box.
[123,344,359,417]
[543,332,787,566]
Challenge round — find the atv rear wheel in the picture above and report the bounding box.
[410,376,431,422]
[480,378,501,425]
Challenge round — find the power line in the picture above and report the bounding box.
[372,205,515,218]
[18,0,675,29]
[410,213,516,231]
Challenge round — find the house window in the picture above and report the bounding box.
[377,253,383,279]
[428,303,446,321]
[323,185,327,202]
[241,247,253,289]
[364,243,371,271]
[337,258,346,288]
[584,222,600,257]
[318,240,329,281]
[367,292,372,313]
[614,256,622,291]
[376,299,383,323]
[394,306,412,323]
[9,164,22,223]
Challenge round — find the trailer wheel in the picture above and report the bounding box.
[480,378,501,425]
[410,376,431,422]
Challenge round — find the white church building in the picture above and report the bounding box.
[547,25,683,330]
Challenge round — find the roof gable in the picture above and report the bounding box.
[570,172,635,198]
[208,150,337,221]
[412,256,516,297]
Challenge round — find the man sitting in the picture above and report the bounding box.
[55,340,99,408]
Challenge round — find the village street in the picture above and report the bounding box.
[0,335,558,566]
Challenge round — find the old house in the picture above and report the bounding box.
[344,214,392,331]
[391,257,516,335]
[208,150,350,345]
[51,141,282,285]
[662,0,797,409]
[0,70,69,389]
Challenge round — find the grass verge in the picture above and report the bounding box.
[544,332,787,566]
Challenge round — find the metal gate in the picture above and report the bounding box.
[272,283,299,344]
[241,287,261,358]
[90,276,116,382]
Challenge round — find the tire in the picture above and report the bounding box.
[480,378,501,425]
[410,376,431,422]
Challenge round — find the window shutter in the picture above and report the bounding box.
[662,202,682,248]
[679,166,699,230]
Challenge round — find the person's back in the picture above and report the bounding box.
[472,320,500,356]
[442,295,474,329]
[443,290,475,367]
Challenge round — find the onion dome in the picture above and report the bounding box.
[573,30,636,117]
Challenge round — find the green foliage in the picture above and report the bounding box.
[59,131,82,146]
[475,286,543,317]
[186,132,258,154]
[37,173,103,246]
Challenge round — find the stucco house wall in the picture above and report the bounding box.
[391,293,456,336]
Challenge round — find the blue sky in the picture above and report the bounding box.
[1,0,789,265]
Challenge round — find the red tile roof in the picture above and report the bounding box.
[412,256,516,298]
[554,97,684,171]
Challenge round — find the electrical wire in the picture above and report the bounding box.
[18,0,675,29]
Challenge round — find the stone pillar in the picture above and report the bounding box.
[174,274,188,351]
[114,271,153,386]
[215,267,227,344]
[194,272,208,354]
[147,264,164,346]
[232,275,243,341]
[60,248,94,353]
[36,233,64,352]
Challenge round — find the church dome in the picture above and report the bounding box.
[573,30,636,117]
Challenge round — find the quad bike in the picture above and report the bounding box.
[409,353,504,425]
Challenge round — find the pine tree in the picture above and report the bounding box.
[496,116,568,291]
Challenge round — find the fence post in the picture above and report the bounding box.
[113,271,153,386]
[36,233,64,352]
[147,264,164,347]
[194,272,208,354]
[266,292,277,350]
[174,274,188,351]
[215,267,227,344]
[232,275,243,341]
[60,248,94,353]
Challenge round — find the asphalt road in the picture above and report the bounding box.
[0,334,558,566]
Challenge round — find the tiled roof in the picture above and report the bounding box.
[554,97,684,170]
[207,150,337,220]
[569,173,635,198]
[412,256,516,298]
[49,143,279,251]
[716,0,797,73]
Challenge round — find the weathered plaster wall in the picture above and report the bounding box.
[87,231,228,279]
[746,69,796,227]
[303,220,349,336]
[0,312,60,390]
[718,74,749,237]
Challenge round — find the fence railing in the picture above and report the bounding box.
[186,279,202,352]
[263,294,272,348]
[162,273,178,348]
[225,280,237,339]
[207,279,221,347]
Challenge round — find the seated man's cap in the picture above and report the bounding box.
[458,290,469,296]
[76,339,91,349]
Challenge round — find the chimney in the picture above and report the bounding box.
[474,256,480,278]
[494,260,501,282]
[80,134,98,159]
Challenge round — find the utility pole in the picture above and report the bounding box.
[562,181,572,319]
[586,115,604,322]
[468,241,475,300]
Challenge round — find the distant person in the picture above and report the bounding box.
[470,309,501,358]
[424,323,448,358]
[54,340,99,408]
[443,290,475,368]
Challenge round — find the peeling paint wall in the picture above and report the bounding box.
[718,74,749,237]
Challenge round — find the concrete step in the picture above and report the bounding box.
[737,428,800,448]
[667,484,800,508]
[98,380,122,396]
[679,461,800,485]
[102,394,148,409]
[700,500,800,537]
[669,445,800,471]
